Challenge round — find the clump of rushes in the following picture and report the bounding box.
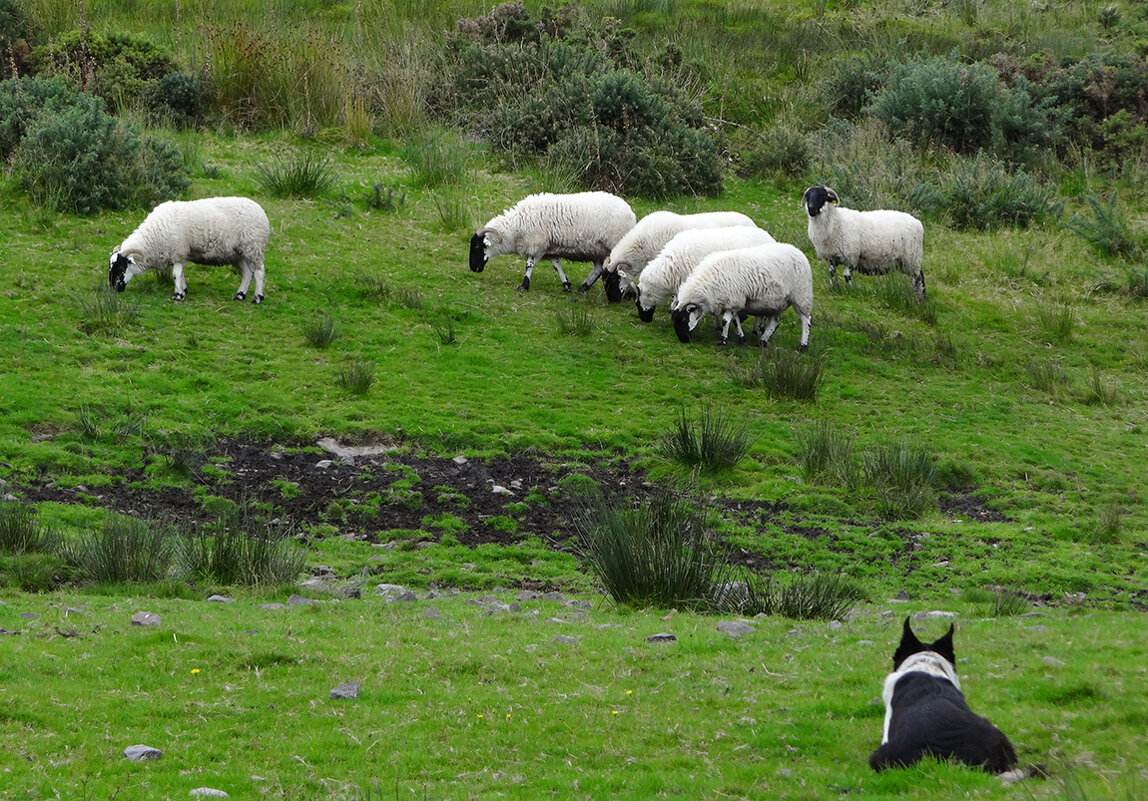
[660,407,753,473]
[302,311,340,348]
[338,358,376,394]
[256,150,337,198]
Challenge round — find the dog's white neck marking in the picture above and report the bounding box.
[879,651,961,744]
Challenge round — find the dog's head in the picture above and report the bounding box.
[891,616,955,671]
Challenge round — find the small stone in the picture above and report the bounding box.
[64,607,88,616]
[286,594,314,606]
[452,455,468,465]
[19,612,39,620]
[856,640,875,646]
[491,485,513,495]
[717,620,756,638]
[1042,656,1065,667]
[1028,625,1049,633]
[826,620,843,630]
[896,589,911,601]
[647,632,677,643]
[207,595,235,603]
[131,611,161,627]
[329,680,360,700]
[553,635,578,645]
[424,606,443,619]
[516,590,540,602]
[124,744,162,761]
[259,603,287,610]
[189,789,229,798]
[314,459,334,469]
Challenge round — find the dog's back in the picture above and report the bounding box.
[870,618,1018,774]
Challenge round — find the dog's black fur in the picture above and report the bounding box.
[869,617,1019,774]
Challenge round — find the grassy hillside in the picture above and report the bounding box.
[0,1,1146,797]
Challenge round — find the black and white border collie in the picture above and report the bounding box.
[870,617,1024,780]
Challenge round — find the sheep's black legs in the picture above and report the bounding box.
[518,259,534,292]
[550,259,572,292]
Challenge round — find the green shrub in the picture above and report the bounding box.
[823,51,886,119]
[1065,193,1145,260]
[10,86,189,213]
[338,359,376,395]
[145,72,205,127]
[941,154,1061,230]
[30,29,176,108]
[65,513,176,584]
[576,493,731,611]
[660,407,753,473]
[868,52,1059,164]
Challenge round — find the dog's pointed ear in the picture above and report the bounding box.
[932,623,956,663]
[900,616,920,647]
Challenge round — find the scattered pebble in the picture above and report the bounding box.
[329,680,360,700]
[131,612,161,628]
[717,621,756,638]
[189,788,229,798]
[123,744,162,761]
[647,632,677,643]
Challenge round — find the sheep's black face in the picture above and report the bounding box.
[468,233,488,273]
[636,297,655,323]
[670,307,693,343]
[108,252,130,292]
[803,186,835,217]
[603,270,623,303]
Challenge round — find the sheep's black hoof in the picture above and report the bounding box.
[234,291,246,301]
[515,284,529,292]
[172,292,186,302]
[576,283,590,294]
[253,294,264,305]
[798,343,808,353]
[737,335,746,346]
[562,282,572,293]
[717,337,728,347]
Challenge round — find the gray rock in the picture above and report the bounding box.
[314,459,334,469]
[317,436,398,464]
[553,635,578,645]
[717,620,756,638]
[1042,656,1066,667]
[207,595,235,603]
[131,612,161,628]
[19,612,39,620]
[329,680,360,700]
[286,594,314,606]
[827,620,843,630]
[123,744,162,761]
[647,632,677,643]
[452,455,468,465]
[424,606,443,620]
[913,610,956,621]
[376,583,407,598]
[491,485,513,495]
[1028,625,1049,633]
[856,640,875,646]
[516,590,540,602]
[189,789,229,798]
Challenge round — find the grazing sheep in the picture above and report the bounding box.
[802,185,926,300]
[670,242,813,350]
[109,196,270,303]
[578,210,757,302]
[635,226,775,322]
[469,192,636,292]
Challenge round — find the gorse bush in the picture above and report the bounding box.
[4,77,189,213]
[29,29,176,108]
[1066,193,1145,260]
[576,493,731,611]
[660,407,753,473]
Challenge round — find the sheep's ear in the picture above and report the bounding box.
[112,245,121,254]
[827,188,839,204]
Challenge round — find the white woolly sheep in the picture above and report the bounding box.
[670,242,813,350]
[801,185,926,300]
[109,196,270,303]
[469,191,636,293]
[635,225,775,322]
[578,209,757,302]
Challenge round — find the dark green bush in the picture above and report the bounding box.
[1066,193,1145,260]
[823,52,887,119]
[940,153,1061,230]
[146,72,205,127]
[1032,52,1148,154]
[30,29,176,107]
[868,52,1060,164]
[0,76,76,159]
[13,92,189,213]
[0,0,26,79]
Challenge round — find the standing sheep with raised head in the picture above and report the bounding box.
[635,225,775,322]
[108,196,271,303]
[802,185,926,300]
[469,192,636,293]
[670,242,813,350]
[578,210,758,302]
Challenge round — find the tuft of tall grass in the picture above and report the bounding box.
[176,503,306,587]
[736,572,865,620]
[338,358,376,395]
[256,150,337,198]
[1089,503,1125,544]
[355,271,394,301]
[301,311,340,348]
[402,129,471,187]
[1080,368,1119,406]
[862,439,938,519]
[555,303,594,336]
[362,183,406,213]
[1034,299,1076,343]
[0,501,59,555]
[1025,358,1071,398]
[964,586,1031,617]
[870,273,937,323]
[660,407,753,473]
[78,287,140,336]
[0,552,68,592]
[796,420,856,484]
[433,190,471,233]
[65,513,176,584]
[729,346,823,402]
[431,319,458,346]
[575,493,731,611]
